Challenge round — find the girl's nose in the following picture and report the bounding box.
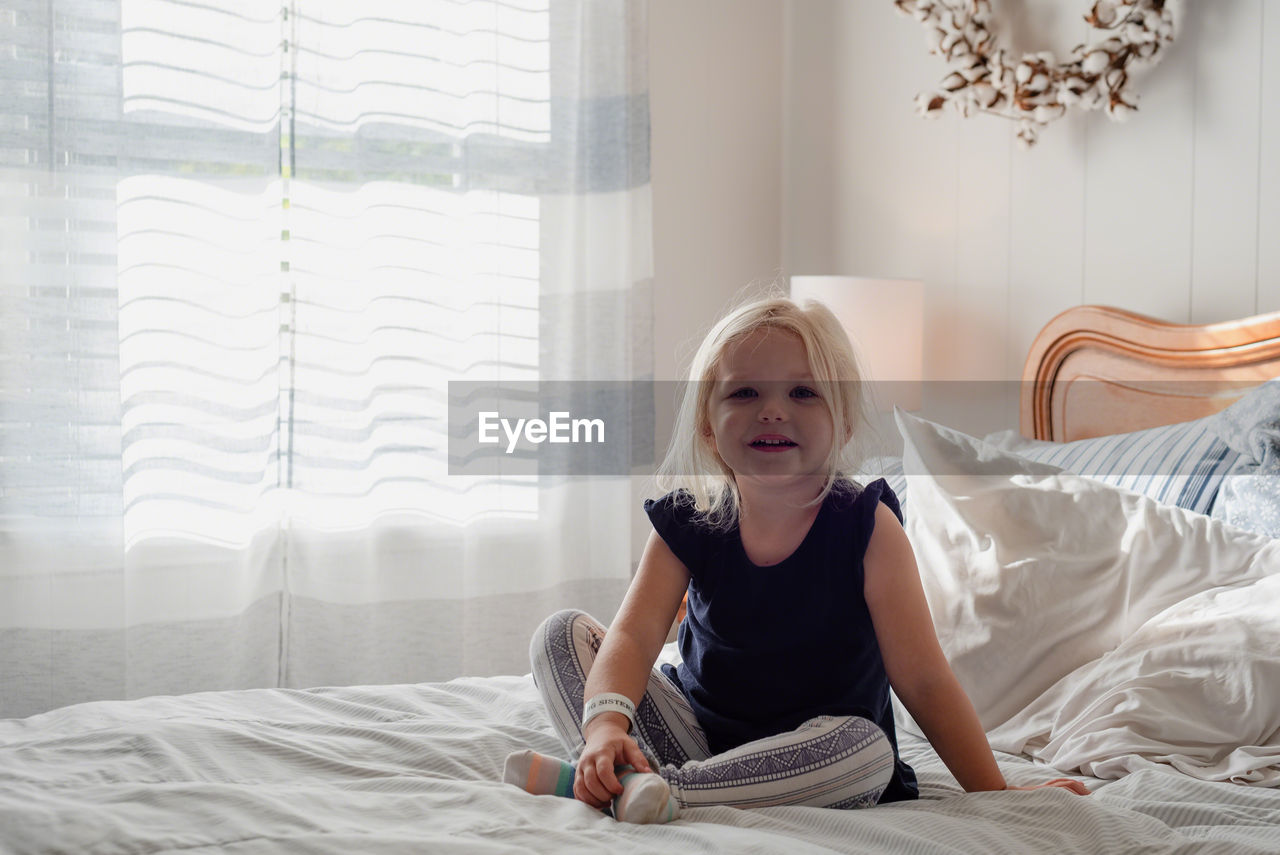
[757,397,787,422]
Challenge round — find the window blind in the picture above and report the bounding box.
[4,0,552,548]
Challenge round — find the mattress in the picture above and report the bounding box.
[2,672,1277,854]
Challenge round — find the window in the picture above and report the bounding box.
[7,0,555,548]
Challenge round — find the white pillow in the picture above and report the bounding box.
[894,408,1280,774]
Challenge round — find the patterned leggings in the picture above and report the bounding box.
[529,609,894,810]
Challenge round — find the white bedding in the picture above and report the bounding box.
[3,674,1279,854]
[897,410,1280,787]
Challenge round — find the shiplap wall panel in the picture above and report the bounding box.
[827,2,960,389]
[1082,47,1197,321]
[892,0,965,369]
[1009,118,1086,428]
[1260,2,1280,314]
[953,120,1012,382]
[782,0,842,277]
[837,3,957,279]
[953,118,1016,428]
[1191,0,1263,323]
[1008,6,1092,390]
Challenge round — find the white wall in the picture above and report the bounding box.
[785,0,1280,436]
[637,0,786,565]
[649,0,786,383]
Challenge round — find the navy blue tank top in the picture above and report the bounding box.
[643,478,919,803]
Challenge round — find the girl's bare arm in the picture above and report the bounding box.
[574,530,689,805]
[862,503,1087,795]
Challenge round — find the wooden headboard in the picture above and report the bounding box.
[1021,305,1280,442]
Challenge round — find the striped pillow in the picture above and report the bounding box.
[864,417,1238,517]
[863,455,909,508]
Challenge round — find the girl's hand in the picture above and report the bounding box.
[1006,778,1091,795]
[575,715,653,808]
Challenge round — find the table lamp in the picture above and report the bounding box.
[789,276,924,412]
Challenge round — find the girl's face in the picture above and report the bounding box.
[703,327,835,489]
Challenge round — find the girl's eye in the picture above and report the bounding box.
[792,386,818,399]
[728,387,756,399]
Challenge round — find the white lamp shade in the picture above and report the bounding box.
[789,276,924,411]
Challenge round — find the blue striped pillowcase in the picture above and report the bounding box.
[866,418,1238,517]
[868,457,909,507]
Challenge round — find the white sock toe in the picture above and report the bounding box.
[613,768,679,824]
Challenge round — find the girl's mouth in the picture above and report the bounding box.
[750,438,798,451]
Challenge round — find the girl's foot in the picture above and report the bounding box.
[503,749,575,798]
[612,765,680,824]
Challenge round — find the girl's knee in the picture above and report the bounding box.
[536,608,588,638]
[819,717,894,807]
[529,609,597,672]
[845,717,892,756]
[802,715,894,765]
[800,714,885,739]
[843,718,894,795]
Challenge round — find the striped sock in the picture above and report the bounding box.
[612,765,680,824]
[503,750,576,799]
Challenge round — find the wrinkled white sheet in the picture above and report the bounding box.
[897,410,1280,787]
[990,574,1280,785]
[3,674,1279,854]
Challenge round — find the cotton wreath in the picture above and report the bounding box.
[896,0,1178,147]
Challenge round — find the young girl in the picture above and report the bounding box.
[503,294,1089,822]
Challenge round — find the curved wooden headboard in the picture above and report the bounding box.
[1021,305,1280,441]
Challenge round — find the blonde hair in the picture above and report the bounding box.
[652,287,882,529]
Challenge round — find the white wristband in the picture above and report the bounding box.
[582,693,636,734]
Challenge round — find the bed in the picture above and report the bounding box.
[4,305,1280,854]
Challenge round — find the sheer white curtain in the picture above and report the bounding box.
[0,0,651,718]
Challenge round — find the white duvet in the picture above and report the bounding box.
[896,410,1280,786]
[3,673,1280,854]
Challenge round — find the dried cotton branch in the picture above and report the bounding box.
[894,0,1178,147]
